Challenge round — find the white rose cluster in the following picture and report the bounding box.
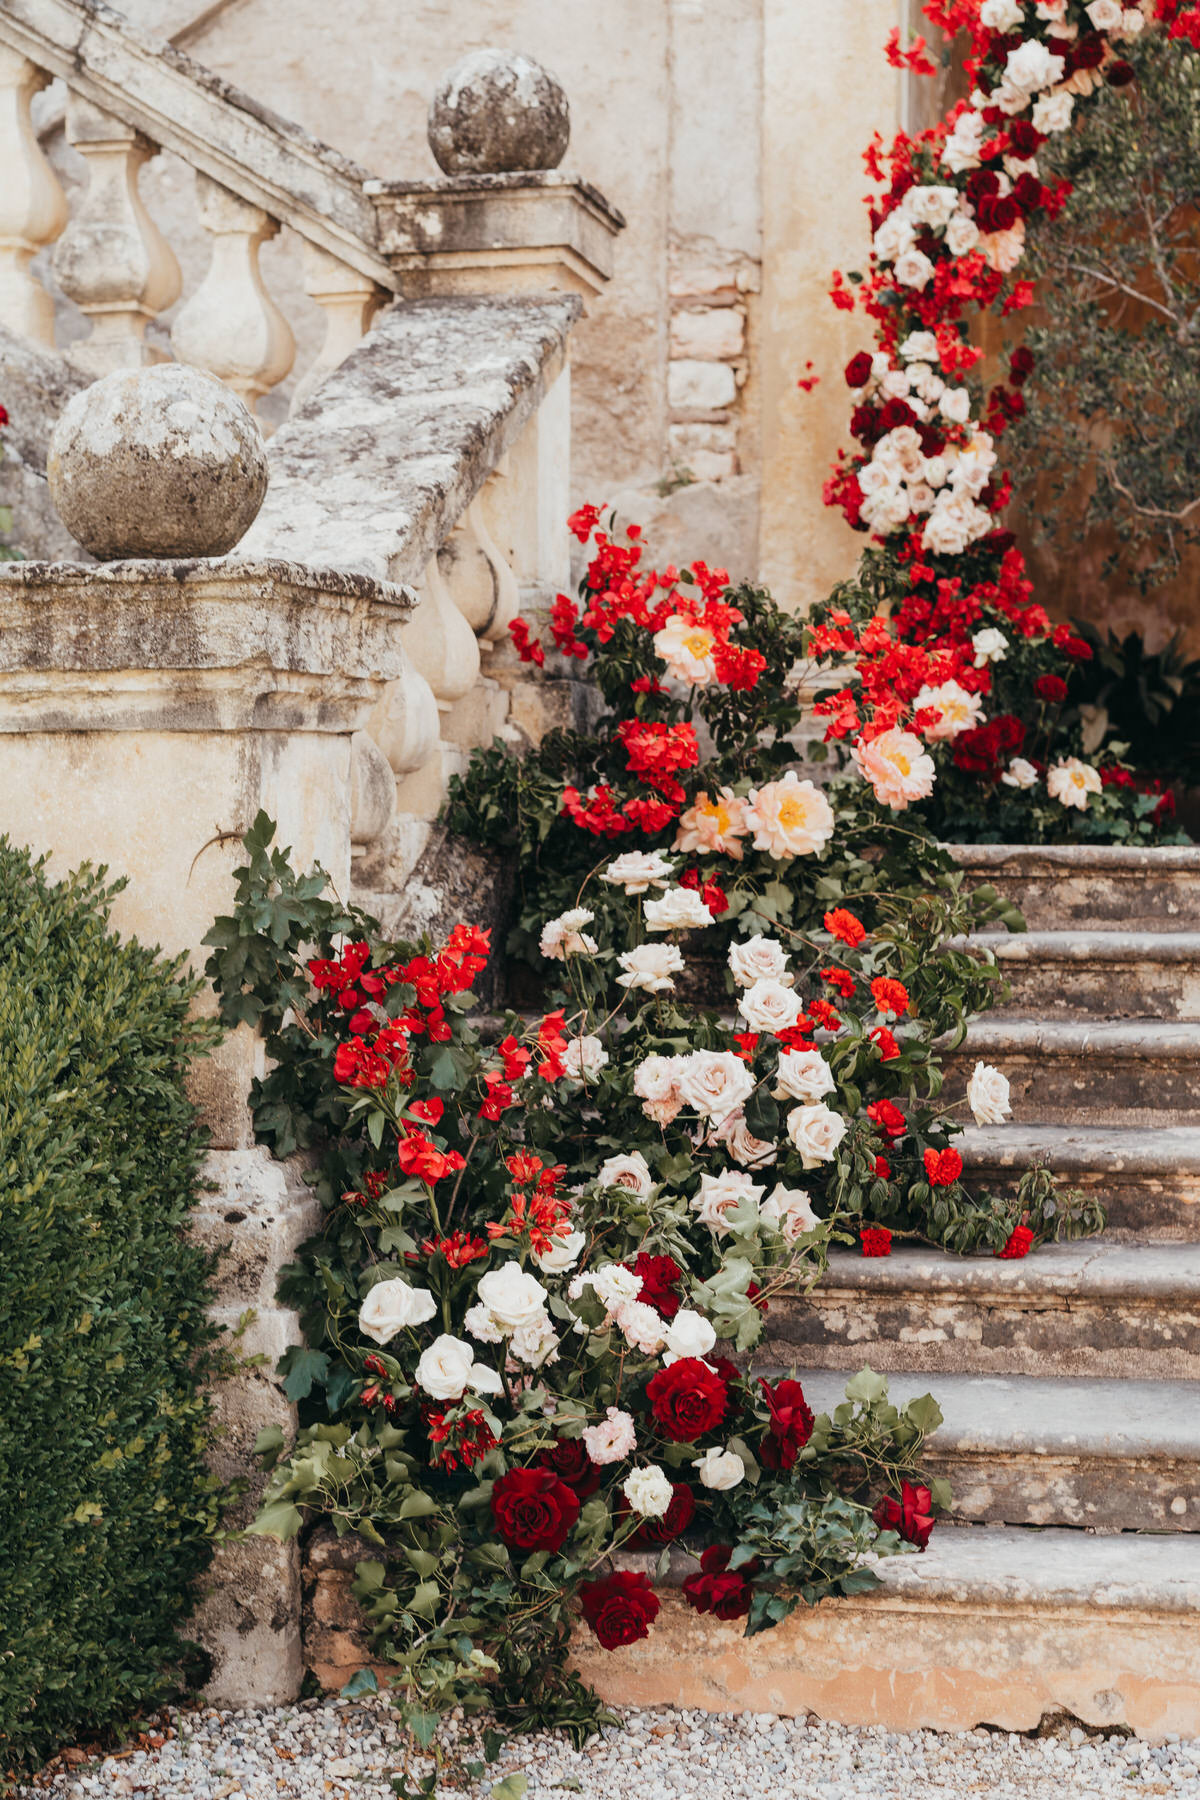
[855,413,998,554]
[633,1046,755,1128]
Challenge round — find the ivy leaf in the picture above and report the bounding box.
[280,1347,330,1402]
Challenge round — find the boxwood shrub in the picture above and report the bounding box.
[0,842,221,1774]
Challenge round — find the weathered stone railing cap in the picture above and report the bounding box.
[427,48,570,176]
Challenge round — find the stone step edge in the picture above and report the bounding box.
[946,843,1200,873]
[959,1123,1200,1175]
[796,1242,1200,1304]
[959,930,1200,962]
[953,1018,1200,1055]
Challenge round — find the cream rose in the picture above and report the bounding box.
[358,1278,437,1346]
[675,788,749,859]
[633,1052,686,1125]
[728,934,791,988]
[913,680,986,742]
[786,1102,848,1170]
[561,1033,609,1081]
[1005,41,1065,93]
[938,387,972,425]
[676,1049,755,1122]
[414,1333,476,1401]
[737,977,806,1035]
[714,1111,777,1170]
[597,1151,655,1198]
[761,1184,820,1242]
[980,0,1023,27]
[899,330,940,363]
[539,908,597,960]
[476,1265,549,1333]
[601,849,675,893]
[694,1446,746,1491]
[663,1309,717,1365]
[532,1229,587,1276]
[691,1169,764,1236]
[644,886,715,933]
[894,249,935,290]
[1047,757,1102,811]
[744,772,835,860]
[653,613,719,684]
[775,1048,836,1103]
[510,1314,560,1368]
[945,214,981,257]
[967,1060,1013,1126]
[585,1263,644,1313]
[617,942,685,994]
[972,627,1008,667]
[852,729,937,810]
[622,1464,675,1518]
[1001,757,1038,790]
[1031,90,1074,134]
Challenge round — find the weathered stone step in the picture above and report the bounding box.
[960,930,1200,1020]
[960,1123,1200,1239]
[948,843,1200,932]
[781,1370,1200,1533]
[574,1527,1200,1739]
[764,1242,1200,1380]
[944,1018,1200,1126]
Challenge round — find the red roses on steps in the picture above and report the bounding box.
[873,1481,935,1551]
[491,1467,581,1553]
[578,1570,661,1649]
[645,1357,729,1441]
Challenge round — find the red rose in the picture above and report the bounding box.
[866,1099,906,1141]
[628,1253,684,1320]
[759,1377,814,1471]
[844,351,874,389]
[874,1155,892,1180]
[491,1466,581,1554]
[1034,673,1068,704]
[998,1224,1035,1260]
[923,1146,964,1187]
[860,1225,893,1257]
[646,1358,728,1442]
[620,1481,695,1548]
[539,1436,603,1498]
[874,1481,935,1550]
[1009,347,1035,388]
[579,1570,660,1649]
[682,1544,760,1620]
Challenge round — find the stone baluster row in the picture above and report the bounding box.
[0,49,385,414]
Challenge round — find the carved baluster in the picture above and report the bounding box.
[438,497,520,652]
[53,96,181,375]
[390,557,482,816]
[0,48,68,344]
[172,174,295,414]
[290,242,385,415]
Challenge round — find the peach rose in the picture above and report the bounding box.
[852,729,936,811]
[743,772,835,859]
[675,788,749,860]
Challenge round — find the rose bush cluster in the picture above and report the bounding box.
[209,820,952,1740]
[811,0,1190,844]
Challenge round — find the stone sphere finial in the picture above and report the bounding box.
[427,49,570,176]
[47,363,269,561]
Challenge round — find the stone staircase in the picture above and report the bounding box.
[578,845,1200,1740]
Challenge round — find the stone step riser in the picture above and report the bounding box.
[986,959,1200,1021]
[925,1452,1198,1533]
[972,876,1199,933]
[943,1049,1200,1126]
[963,1163,1200,1239]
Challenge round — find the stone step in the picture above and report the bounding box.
[764,1242,1200,1380]
[773,1369,1200,1533]
[960,1123,1200,1239]
[573,1527,1200,1739]
[961,930,1200,1021]
[948,843,1200,932]
[943,1018,1200,1126]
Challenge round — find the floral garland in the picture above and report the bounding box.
[811,0,1191,836]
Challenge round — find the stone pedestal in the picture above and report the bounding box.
[0,554,410,1704]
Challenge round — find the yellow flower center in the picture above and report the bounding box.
[683,629,715,659]
[777,797,805,828]
[892,751,911,776]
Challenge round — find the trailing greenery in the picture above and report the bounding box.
[0,843,221,1774]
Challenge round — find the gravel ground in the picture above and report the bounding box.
[18,1697,1200,1800]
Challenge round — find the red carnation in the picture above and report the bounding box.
[923,1146,964,1187]
[646,1358,729,1443]
[579,1570,660,1649]
[628,1252,684,1320]
[682,1544,759,1620]
[860,1225,893,1257]
[824,907,866,947]
[491,1466,581,1554]
[1034,673,1068,704]
[873,1481,935,1550]
[621,1482,696,1549]
[866,1099,906,1141]
[759,1377,814,1471]
[998,1224,1035,1260]
[870,1026,900,1061]
[539,1436,603,1498]
[870,977,909,1018]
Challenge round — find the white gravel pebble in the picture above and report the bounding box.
[17,1697,1200,1800]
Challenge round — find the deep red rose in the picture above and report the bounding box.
[708,1355,743,1390]
[1007,120,1042,157]
[923,1146,964,1187]
[877,397,918,434]
[1034,673,1068,704]
[759,1377,815,1472]
[629,1252,684,1320]
[1009,346,1035,387]
[866,1099,906,1141]
[998,1224,1035,1260]
[491,1466,581,1553]
[620,1481,696,1548]
[539,1436,603,1498]
[646,1358,729,1442]
[844,351,874,388]
[579,1569,660,1648]
[874,1481,935,1550]
[0,404,9,428]
[861,1225,893,1257]
[1107,58,1135,86]
[682,1545,760,1620]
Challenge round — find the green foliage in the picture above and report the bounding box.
[0,842,222,1772]
[1066,620,1200,789]
[1012,33,1200,597]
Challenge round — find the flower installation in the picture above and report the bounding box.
[812,0,1194,842]
[207,818,953,1740]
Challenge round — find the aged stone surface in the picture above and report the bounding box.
[427,49,569,177]
[958,929,1200,1020]
[47,363,268,557]
[0,319,89,559]
[962,1122,1200,1239]
[943,1018,1200,1127]
[949,843,1200,931]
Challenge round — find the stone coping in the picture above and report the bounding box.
[812,1239,1200,1300]
[961,1121,1200,1172]
[960,929,1200,960]
[0,554,413,613]
[956,1017,1200,1056]
[365,169,627,232]
[947,842,1200,870]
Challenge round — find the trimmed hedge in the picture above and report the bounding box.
[0,842,220,1773]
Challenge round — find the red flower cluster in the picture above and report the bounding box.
[578,1570,661,1649]
[873,1480,935,1550]
[860,1225,893,1258]
[999,1223,1035,1260]
[627,1252,684,1320]
[682,1545,759,1620]
[824,907,866,947]
[491,1467,581,1554]
[922,1146,963,1188]
[759,1377,815,1472]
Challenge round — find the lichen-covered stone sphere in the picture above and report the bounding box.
[427,49,570,176]
[47,363,268,560]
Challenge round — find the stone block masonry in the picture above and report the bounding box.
[666,238,758,486]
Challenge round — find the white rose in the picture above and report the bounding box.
[972,627,1009,667]
[945,213,982,258]
[728,935,792,988]
[786,1102,848,1170]
[693,1446,746,1491]
[617,942,685,993]
[476,1265,549,1332]
[1001,757,1039,790]
[873,212,916,263]
[663,1309,717,1365]
[894,249,935,290]
[562,1033,609,1081]
[588,1263,645,1313]
[414,1333,476,1401]
[467,1362,505,1396]
[775,1049,836,1103]
[644,887,715,933]
[880,367,911,400]
[903,185,960,230]
[1031,90,1074,134]
[1086,0,1123,25]
[942,110,984,174]
[633,1052,685,1125]
[1121,6,1146,34]
[922,490,993,556]
[1047,757,1102,811]
[532,1229,587,1275]
[692,1169,764,1236]
[597,1151,655,1198]
[980,0,1023,26]
[677,1049,755,1122]
[761,1184,820,1243]
[358,1277,437,1345]
[463,1303,504,1344]
[737,977,806,1035]
[601,850,675,893]
[967,1060,1013,1126]
[1005,41,1065,94]
[938,387,972,425]
[622,1465,675,1519]
[539,908,597,960]
[714,1111,778,1170]
[509,1313,560,1368]
[899,330,940,363]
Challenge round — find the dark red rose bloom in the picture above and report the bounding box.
[860,1225,893,1258]
[491,1466,581,1553]
[1034,673,1068,704]
[874,1481,935,1551]
[708,1355,743,1390]
[1007,120,1042,156]
[998,1224,1035,1260]
[877,397,918,434]
[1009,346,1035,387]
[759,1377,815,1472]
[629,1252,684,1320]
[620,1481,696,1548]
[1107,58,1135,86]
[646,1358,729,1442]
[682,1544,760,1620]
[844,351,874,388]
[539,1436,603,1498]
[579,1569,660,1649]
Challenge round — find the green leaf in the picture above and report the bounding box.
[492,1777,528,1800]
[340,1667,379,1699]
[280,1347,330,1402]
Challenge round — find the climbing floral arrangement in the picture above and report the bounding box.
[813,0,1193,842]
[208,818,951,1741]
